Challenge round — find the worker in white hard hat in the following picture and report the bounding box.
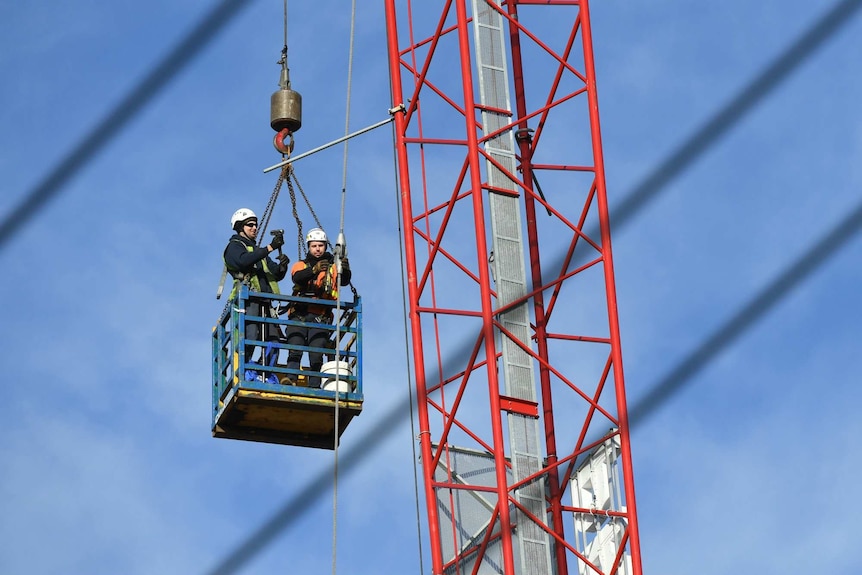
[223,208,290,384]
[283,227,351,387]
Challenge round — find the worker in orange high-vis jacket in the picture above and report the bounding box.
[283,227,351,387]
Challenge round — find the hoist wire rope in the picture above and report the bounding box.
[282,0,288,59]
[389,69,428,575]
[402,0,460,572]
[339,0,357,236]
[199,3,862,572]
[330,2,358,575]
[402,0,451,468]
[260,0,294,249]
[401,0,448,419]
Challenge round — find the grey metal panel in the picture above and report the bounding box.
[434,446,507,575]
[471,2,553,575]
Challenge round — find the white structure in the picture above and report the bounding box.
[572,433,632,575]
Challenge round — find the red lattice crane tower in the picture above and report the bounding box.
[384,1,643,574]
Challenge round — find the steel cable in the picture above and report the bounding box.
[202,3,862,571]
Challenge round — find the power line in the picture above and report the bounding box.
[204,198,862,575]
[610,0,862,230]
[628,198,862,424]
[0,0,257,249]
[201,2,862,572]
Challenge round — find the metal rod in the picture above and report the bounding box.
[263,115,395,173]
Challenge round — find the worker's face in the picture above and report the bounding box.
[308,241,326,258]
[241,220,258,240]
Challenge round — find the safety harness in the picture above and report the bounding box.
[219,240,282,301]
[289,257,340,317]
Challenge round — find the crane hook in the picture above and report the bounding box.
[274,128,295,155]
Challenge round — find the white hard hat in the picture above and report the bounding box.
[306,227,327,245]
[231,208,257,230]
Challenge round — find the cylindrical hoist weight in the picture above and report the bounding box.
[271,88,302,133]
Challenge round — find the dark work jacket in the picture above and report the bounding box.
[223,233,287,295]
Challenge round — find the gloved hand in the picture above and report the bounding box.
[277,253,290,273]
[312,260,329,274]
[340,256,350,271]
[270,233,285,250]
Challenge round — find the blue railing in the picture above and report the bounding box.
[212,284,363,419]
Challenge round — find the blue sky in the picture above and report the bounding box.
[1,1,861,574]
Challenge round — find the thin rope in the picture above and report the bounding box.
[339,0,357,236]
[330,256,343,575]
[279,0,291,94]
[331,378,340,575]
[391,113,427,575]
[394,2,428,569]
[330,268,343,575]
[331,4,357,575]
[282,0,288,52]
[261,0,290,250]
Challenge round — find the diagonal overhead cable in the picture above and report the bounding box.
[627,199,862,423]
[0,0,257,249]
[609,0,862,231]
[204,200,862,575]
[202,2,862,573]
